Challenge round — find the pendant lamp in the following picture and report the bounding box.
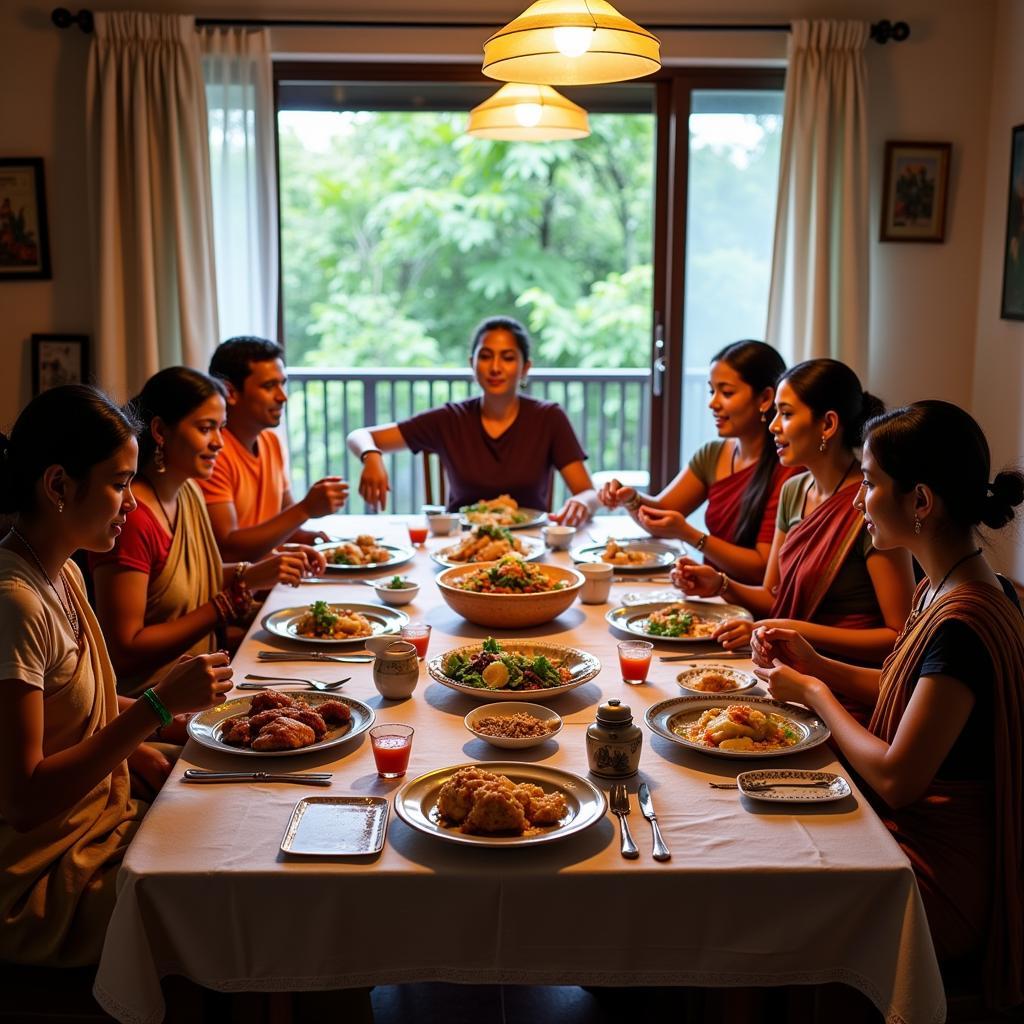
[467,83,590,141]
[482,1,661,86]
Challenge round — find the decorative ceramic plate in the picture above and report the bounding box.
[571,540,678,572]
[316,540,415,572]
[188,691,375,758]
[605,600,752,643]
[736,769,851,804]
[280,796,389,855]
[459,507,548,530]
[393,761,606,848]
[427,640,600,702]
[431,534,546,569]
[262,602,409,646]
[675,664,757,695]
[645,694,831,759]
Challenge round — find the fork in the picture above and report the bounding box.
[239,675,350,692]
[609,783,639,859]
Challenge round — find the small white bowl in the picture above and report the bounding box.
[372,579,420,606]
[464,702,563,749]
[675,664,756,695]
[542,524,576,550]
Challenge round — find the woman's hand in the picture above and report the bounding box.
[153,652,233,716]
[597,479,635,509]
[753,662,825,707]
[155,713,192,746]
[751,625,823,674]
[244,545,319,590]
[358,452,390,511]
[550,498,590,527]
[127,743,173,800]
[669,557,721,597]
[636,505,690,539]
[712,618,754,650]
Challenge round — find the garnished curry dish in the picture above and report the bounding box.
[674,704,801,752]
[295,601,373,639]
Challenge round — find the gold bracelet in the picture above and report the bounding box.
[695,532,708,552]
[717,572,729,596]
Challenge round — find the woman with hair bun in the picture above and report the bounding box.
[672,358,915,668]
[751,400,1024,1011]
[0,385,233,965]
[599,340,797,584]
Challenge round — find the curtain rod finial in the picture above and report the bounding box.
[51,7,94,32]
[870,20,910,44]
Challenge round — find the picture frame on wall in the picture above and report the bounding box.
[1001,123,1024,321]
[31,334,89,395]
[880,141,952,243]
[0,158,52,280]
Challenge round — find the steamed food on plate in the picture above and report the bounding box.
[436,767,568,835]
[452,555,567,594]
[443,637,571,692]
[683,671,739,693]
[441,524,530,563]
[460,494,531,528]
[677,704,800,752]
[643,603,717,638]
[295,601,373,640]
[601,540,649,566]
[221,690,352,752]
[324,535,392,565]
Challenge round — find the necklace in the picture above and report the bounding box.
[802,457,857,518]
[906,548,984,628]
[8,526,81,643]
[137,473,177,534]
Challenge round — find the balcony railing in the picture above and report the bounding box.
[284,367,652,513]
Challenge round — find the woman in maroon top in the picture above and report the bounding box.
[347,317,597,524]
[599,340,796,584]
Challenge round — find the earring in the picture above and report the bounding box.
[760,409,768,423]
[913,516,922,535]
[57,499,64,513]
[154,444,166,474]
[818,436,828,453]
[519,379,528,391]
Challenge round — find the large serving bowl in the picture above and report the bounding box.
[435,561,585,629]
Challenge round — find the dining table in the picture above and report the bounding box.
[92,515,946,1024]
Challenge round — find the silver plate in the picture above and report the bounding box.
[280,796,389,855]
[188,691,375,758]
[427,640,601,702]
[316,540,415,572]
[571,540,678,572]
[605,599,752,644]
[676,664,757,695]
[393,761,607,848]
[737,770,851,804]
[431,533,546,569]
[459,506,547,530]
[646,694,830,759]
[262,602,409,646]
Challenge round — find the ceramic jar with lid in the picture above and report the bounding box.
[370,639,419,699]
[586,698,642,778]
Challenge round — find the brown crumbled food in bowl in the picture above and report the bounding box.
[473,713,559,739]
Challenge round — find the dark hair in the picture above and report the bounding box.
[209,336,284,389]
[711,340,787,548]
[0,385,140,516]
[130,367,227,464]
[779,358,884,449]
[469,317,531,362]
[865,400,1024,531]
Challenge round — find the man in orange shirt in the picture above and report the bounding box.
[201,337,348,561]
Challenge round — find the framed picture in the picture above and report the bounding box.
[1001,124,1024,321]
[31,334,89,395]
[880,141,952,243]
[0,158,51,280]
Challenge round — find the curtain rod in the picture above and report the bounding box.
[50,9,911,43]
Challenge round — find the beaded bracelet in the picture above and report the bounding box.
[227,563,254,620]
[141,687,173,728]
[211,591,234,626]
[716,571,730,596]
[624,493,642,513]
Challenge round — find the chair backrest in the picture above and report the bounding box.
[422,452,446,508]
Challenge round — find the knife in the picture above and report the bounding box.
[637,783,671,861]
[182,769,332,786]
[659,650,749,663]
[257,651,373,663]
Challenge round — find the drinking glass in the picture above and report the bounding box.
[400,623,431,660]
[407,520,429,546]
[617,640,653,684]
[370,725,414,779]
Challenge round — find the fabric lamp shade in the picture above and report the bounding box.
[467,83,590,141]
[482,0,661,86]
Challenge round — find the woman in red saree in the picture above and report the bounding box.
[752,400,1024,1011]
[673,358,914,664]
[600,340,796,584]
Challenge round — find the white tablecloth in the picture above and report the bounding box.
[94,517,945,1024]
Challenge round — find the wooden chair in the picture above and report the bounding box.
[422,452,446,508]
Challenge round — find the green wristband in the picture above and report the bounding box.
[141,688,173,728]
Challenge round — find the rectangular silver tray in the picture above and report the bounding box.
[280,796,389,856]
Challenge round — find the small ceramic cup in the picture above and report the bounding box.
[542,524,577,550]
[428,513,461,536]
[371,639,419,700]
[578,562,614,604]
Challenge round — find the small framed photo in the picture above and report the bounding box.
[1001,124,1024,321]
[31,334,89,395]
[880,141,952,243]
[0,158,52,280]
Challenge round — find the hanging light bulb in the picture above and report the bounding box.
[467,83,590,142]
[483,1,661,86]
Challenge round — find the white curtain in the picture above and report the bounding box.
[200,28,278,343]
[765,20,870,373]
[86,12,219,400]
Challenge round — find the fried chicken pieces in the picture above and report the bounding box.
[436,767,568,836]
[221,692,351,752]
